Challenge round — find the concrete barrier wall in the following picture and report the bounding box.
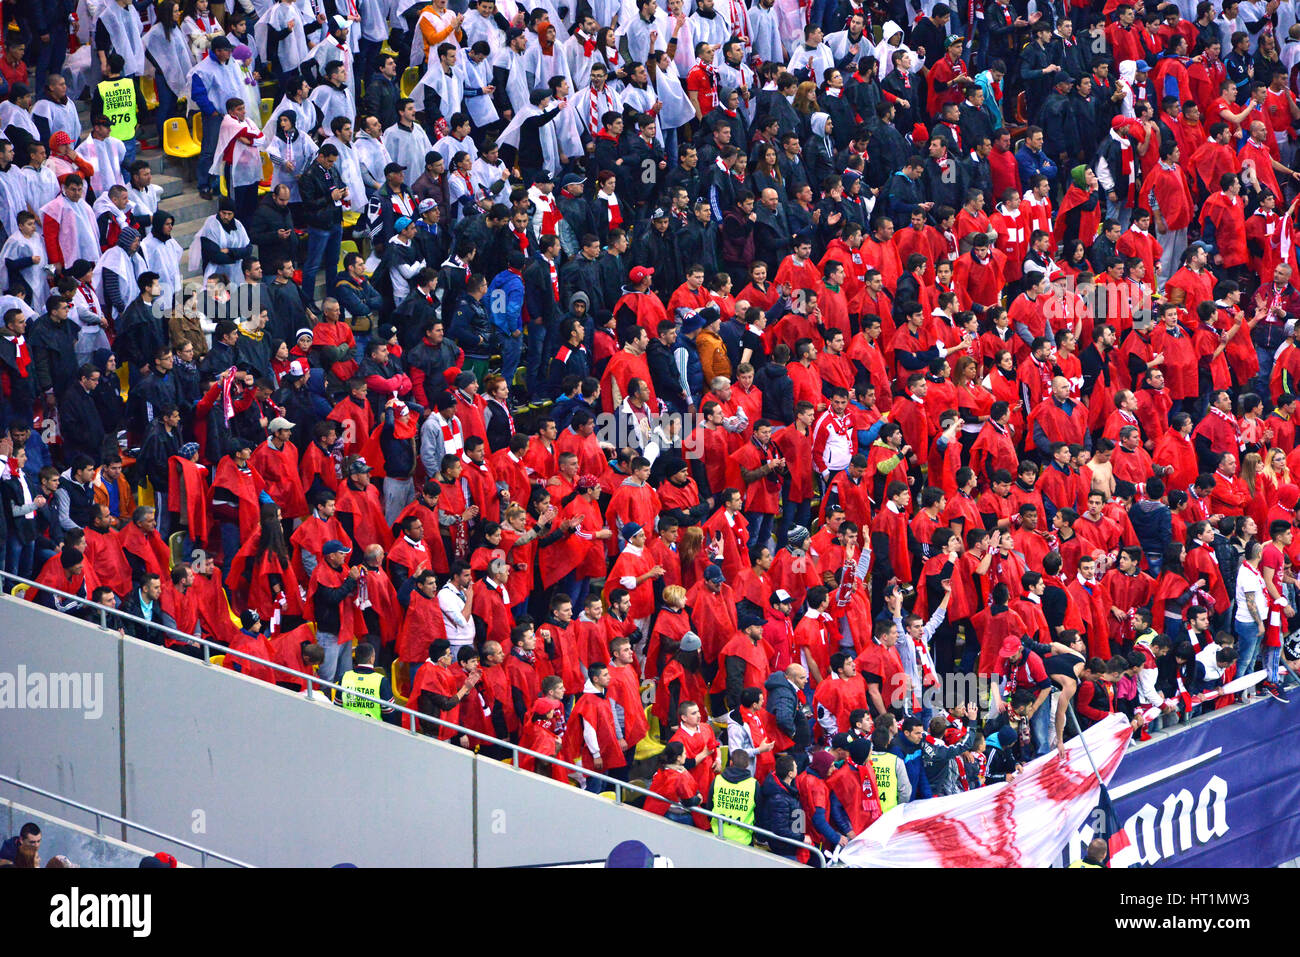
[0,798,164,869]
[0,596,794,868]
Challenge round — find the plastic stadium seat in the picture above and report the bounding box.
[400,65,420,99]
[209,655,226,667]
[141,75,159,113]
[10,583,28,598]
[168,531,184,569]
[261,97,273,121]
[191,112,203,145]
[392,660,409,700]
[258,153,273,195]
[338,239,359,271]
[162,117,200,160]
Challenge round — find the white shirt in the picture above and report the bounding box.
[1235,560,1269,625]
[438,581,474,649]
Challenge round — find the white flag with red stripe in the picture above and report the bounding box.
[836,714,1133,868]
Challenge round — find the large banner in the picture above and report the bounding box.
[839,714,1133,868]
[1059,700,1300,867]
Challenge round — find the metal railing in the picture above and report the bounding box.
[0,773,253,868]
[1,571,825,866]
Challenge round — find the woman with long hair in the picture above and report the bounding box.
[953,353,994,455]
[679,524,708,589]
[1059,238,1092,279]
[642,740,703,825]
[1240,450,1271,538]
[793,80,820,139]
[1151,541,1199,638]
[228,501,305,629]
[751,144,784,197]
[143,1,193,147]
[982,348,1024,435]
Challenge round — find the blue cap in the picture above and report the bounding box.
[621,522,643,542]
[395,216,413,231]
[323,540,350,556]
[1135,59,1150,71]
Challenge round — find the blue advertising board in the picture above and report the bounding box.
[1059,699,1300,867]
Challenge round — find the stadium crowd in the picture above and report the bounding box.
[4,0,1300,862]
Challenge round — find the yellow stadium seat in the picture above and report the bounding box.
[191,112,203,145]
[168,532,184,569]
[115,364,129,399]
[338,239,359,272]
[162,117,200,161]
[400,65,420,99]
[141,75,159,113]
[260,96,273,121]
[380,40,396,57]
[392,660,409,701]
[258,153,272,195]
[598,790,617,801]
[209,655,226,667]
[10,583,29,599]
[635,705,665,761]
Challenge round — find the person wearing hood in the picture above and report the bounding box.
[805,112,836,188]
[983,724,1025,784]
[1036,72,1078,170]
[796,748,854,849]
[1053,165,1103,249]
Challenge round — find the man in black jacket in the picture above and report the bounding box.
[113,273,165,376]
[560,235,608,312]
[1036,74,1078,172]
[260,256,310,345]
[754,187,794,273]
[27,296,79,412]
[646,319,688,413]
[119,572,177,643]
[247,185,298,268]
[58,364,107,465]
[137,406,181,532]
[363,55,401,129]
[299,144,347,307]
[756,344,795,423]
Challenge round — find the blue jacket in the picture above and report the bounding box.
[1015,144,1058,186]
[755,773,805,857]
[487,269,525,337]
[890,738,934,800]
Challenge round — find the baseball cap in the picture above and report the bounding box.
[1000,635,1022,659]
[267,416,295,432]
[394,216,413,232]
[348,458,373,475]
[418,198,438,213]
[1135,59,1150,71]
[629,266,654,283]
[384,161,405,174]
[703,564,725,584]
[650,207,668,219]
[830,732,854,752]
[322,540,350,556]
[770,588,793,606]
[210,36,232,51]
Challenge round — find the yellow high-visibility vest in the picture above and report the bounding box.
[340,669,383,719]
[98,78,138,140]
[870,753,900,813]
[710,775,757,845]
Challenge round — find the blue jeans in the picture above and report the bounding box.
[219,521,241,578]
[302,224,343,306]
[199,111,222,191]
[1030,697,1053,756]
[5,537,34,580]
[154,73,179,145]
[522,321,546,394]
[778,499,812,549]
[26,26,69,92]
[1265,646,1282,684]
[501,329,524,391]
[316,632,353,686]
[746,511,775,552]
[1234,617,1262,676]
